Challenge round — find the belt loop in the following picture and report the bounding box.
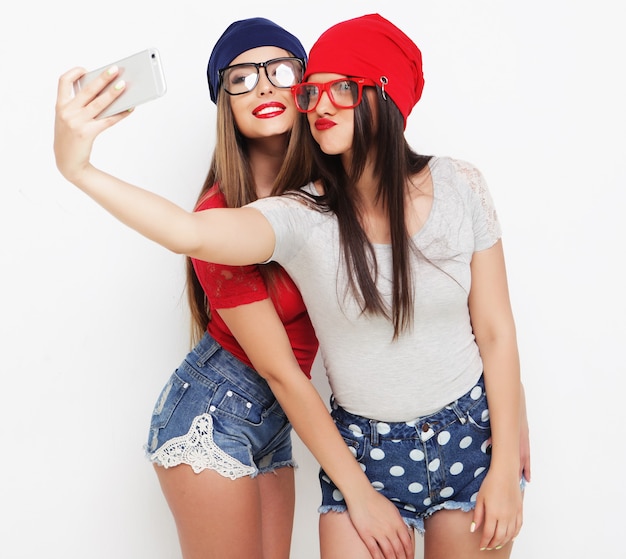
[196,333,221,366]
[369,419,380,446]
[449,402,467,424]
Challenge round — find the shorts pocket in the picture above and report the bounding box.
[465,395,491,433]
[211,387,265,426]
[335,423,368,462]
[151,371,189,429]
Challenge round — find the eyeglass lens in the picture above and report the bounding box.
[221,58,303,95]
[294,80,360,112]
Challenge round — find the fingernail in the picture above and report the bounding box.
[495,546,503,550]
[470,521,476,533]
[107,65,118,75]
[114,80,125,91]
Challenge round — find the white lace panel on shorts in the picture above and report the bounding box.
[149,413,256,480]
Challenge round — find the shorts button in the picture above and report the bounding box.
[246,402,252,408]
[422,423,430,432]
[227,390,233,397]
[209,405,216,412]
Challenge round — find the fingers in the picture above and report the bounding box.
[56,65,125,119]
[359,524,413,559]
[397,525,414,558]
[56,67,87,106]
[363,534,411,559]
[478,510,523,551]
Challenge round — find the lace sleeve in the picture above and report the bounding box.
[192,185,269,309]
[193,259,268,310]
[451,158,502,249]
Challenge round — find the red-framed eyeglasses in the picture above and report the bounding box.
[291,77,377,113]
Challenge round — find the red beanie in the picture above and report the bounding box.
[304,14,424,126]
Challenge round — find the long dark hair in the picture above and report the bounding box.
[280,87,431,338]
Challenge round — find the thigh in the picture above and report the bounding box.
[258,466,295,559]
[155,463,265,559]
[319,511,374,559]
[320,512,416,559]
[424,509,513,559]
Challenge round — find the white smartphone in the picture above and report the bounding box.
[74,48,167,118]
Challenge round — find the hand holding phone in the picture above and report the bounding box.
[74,48,167,118]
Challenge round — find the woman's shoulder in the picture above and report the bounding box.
[429,155,481,176]
[429,156,489,198]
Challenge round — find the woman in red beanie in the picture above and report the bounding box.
[54,12,528,559]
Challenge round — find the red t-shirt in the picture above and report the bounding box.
[191,184,318,377]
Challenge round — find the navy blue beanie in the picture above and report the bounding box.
[207,17,307,104]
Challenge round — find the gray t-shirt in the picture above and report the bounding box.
[249,156,502,422]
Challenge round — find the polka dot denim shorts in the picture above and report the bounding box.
[319,375,492,533]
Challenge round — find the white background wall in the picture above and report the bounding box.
[1,1,624,557]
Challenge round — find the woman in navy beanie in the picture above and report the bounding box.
[143,17,313,559]
[54,15,415,559]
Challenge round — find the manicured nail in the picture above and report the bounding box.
[114,80,125,90]
[495,545,503,550]
[470,521,476,533]
[107,65,118,75]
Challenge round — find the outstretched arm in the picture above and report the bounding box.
[54,66,273,266]
[220,299,414,559]
[468,239,523,551]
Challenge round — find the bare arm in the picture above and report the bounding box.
[519,382,531,482]
[219,300,413,559]
[468,239,523,551]
[54,66,273,266]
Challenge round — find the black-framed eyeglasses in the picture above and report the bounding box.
[291,77,377,113]
[219,57,305,96]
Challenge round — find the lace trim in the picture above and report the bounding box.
[150,413,256,480]
[451,158,499,239]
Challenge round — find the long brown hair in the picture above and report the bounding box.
[186,91,312,345]
[277,87,431,339]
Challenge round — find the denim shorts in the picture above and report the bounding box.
[145,332,294,479]
[319,375,493,533]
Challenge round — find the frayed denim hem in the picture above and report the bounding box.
[318,501,476,537]
[318,505,429,535]
[254,459,298,478]
[403,517,426,536]
[318,504,348,515]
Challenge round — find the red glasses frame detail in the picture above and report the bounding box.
[291,77,377,113]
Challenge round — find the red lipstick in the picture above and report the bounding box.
[252,102,286,119]
[314,118,336,130]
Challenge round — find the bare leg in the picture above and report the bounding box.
[319,511,416,559]
[424,509,513,559]
[155,464,294,559]
[257,467,295,558]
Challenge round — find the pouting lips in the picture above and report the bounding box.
[314,118,336,130]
